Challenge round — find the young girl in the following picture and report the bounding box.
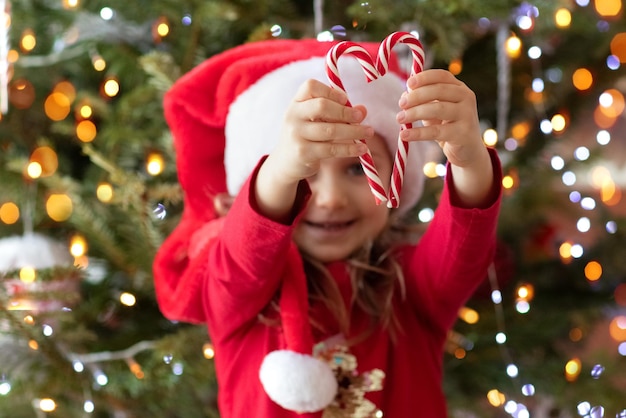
[153,38,502,418]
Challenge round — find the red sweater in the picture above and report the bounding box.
[154,150,502,418]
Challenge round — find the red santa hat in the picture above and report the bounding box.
[155,38,428,413]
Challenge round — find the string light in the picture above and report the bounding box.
[69,234,88,257]
[76,120,97,142]
[0,201,19,224]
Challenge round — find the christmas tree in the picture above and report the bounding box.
[1,0,626,417]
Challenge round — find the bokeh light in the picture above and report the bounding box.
[595,0,623,17]
[30,146,58,177]
[0,202,20,224]
[76,120,97,142]
[572,68,593,90]
[46,193,73,222]
[610,33,626,62]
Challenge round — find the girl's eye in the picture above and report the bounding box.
[347,163,364,176]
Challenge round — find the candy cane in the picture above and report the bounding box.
[326,42,388,205]
[378,32,425,208]
[325,32,425,208]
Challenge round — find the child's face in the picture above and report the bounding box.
[293,134,392,263]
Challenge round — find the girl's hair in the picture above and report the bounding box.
[303,221,422,343]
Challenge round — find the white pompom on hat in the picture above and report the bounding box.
[159,38,429,413]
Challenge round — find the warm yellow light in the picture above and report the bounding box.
[584,261,602,282]
[487,389,505,407]
[0,202,19,224]
[203,343,216,359]
[448,58,462,75]
[559,242,572,259]
[157,22,170,37]
[511,121,530,140]
[505,35,522,58]
[28,340,39,350]
[120,292,136,307]
[96,182,114,203]
[554,8,572,28]
[423,161,439,179]
[595,0,622,17]
[62,0,80,9]
[458,306,479,324]
[454,348,466,359]
[572,68,593,91]
[146,153,164,176]
[102,78,120,97]
[76,120,97,142]
[19,267,36,283]
[70,235,87,257]
[517,283,534,301]
[46,194,73,222]
[39,398,56,412]
[20,29,36,52]
[92,56,106,72]
[502,175,515,189]
[44,92,71,121]
[551,114,567,132]
[482,128,498,146]
[26,162,42,179]
[565,358,581,381]
[78,104,93,119]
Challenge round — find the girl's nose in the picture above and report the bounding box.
[311,174,348,209]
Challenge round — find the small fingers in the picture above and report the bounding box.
[294,79,349,106]
[296,120,374,142]
[309,141,369,161]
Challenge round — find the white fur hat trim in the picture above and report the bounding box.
[259,349,338,413]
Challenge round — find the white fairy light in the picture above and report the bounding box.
[418,208,434,223]
[491,290,502,304]
[506,364,519,377]
[551,156,565,170]
[570,244,584,258]
[596,130,611,145]
[528,46,542,59]
[562,171,576,186]
[540,119,553,134]
[577,217,591,233]
[532,78,544,92]
[574,146,590,161]
[581,197,596,210]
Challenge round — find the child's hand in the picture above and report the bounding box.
[255,79,372,222]
[396,69,484,168]
[396,69,494,207]
[268,79,373,183]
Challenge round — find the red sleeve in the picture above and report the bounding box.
[405,147,503,333]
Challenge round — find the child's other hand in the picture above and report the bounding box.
[266,79,373,184]
[396,69,484,168]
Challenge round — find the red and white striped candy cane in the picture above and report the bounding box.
[378,32,425,208]
[326,42,388,205]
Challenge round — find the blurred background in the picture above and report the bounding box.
[1,0,625,417]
